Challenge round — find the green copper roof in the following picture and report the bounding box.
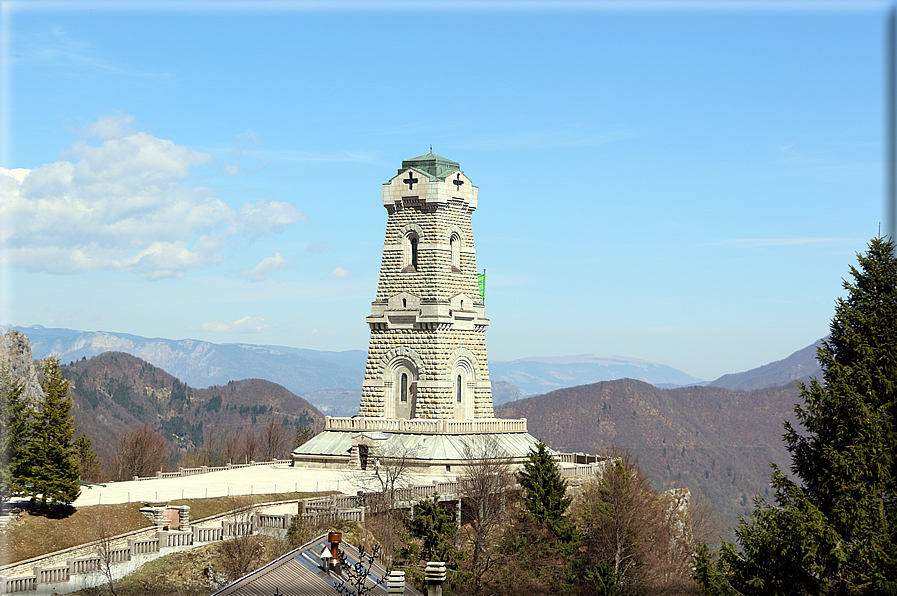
[400,152,460,181]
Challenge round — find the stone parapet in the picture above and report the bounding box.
[324,416,527,434]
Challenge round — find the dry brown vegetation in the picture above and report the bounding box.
[0,503,151,565]
[498,377,804,537]
[0,491,331,566]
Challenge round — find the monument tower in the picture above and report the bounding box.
[293,153,539,471]
[360,152,493,421]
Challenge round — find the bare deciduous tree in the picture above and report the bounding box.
[239,427,261,464]
[217,497,266,582]
[572,448,693,595]
[459,435,518,595]
[352,442,422,567]
[262,416,290,461]
[109,425,168,481]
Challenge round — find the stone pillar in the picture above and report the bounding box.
[426,561,446,596]
[387,570,405,595]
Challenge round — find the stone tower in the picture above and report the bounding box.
[292,154,538,472]
[359,152,493,421]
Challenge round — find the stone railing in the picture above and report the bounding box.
[324,416,528,435]
[132,459,293,481]
[555,452,607,465]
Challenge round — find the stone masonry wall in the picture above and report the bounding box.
[361,163,494,421]
[375,202,480,302]
[360,326,493,419]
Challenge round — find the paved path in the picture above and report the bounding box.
[70,465,456,507]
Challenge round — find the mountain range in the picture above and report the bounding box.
[4,324,827,536]
[489,354,704,402]
[7,325,717,413]
[6,325,365,416]
[497,378,805,538]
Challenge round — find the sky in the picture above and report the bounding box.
[0,0,891,381]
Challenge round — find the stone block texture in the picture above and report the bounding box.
[360,154,494,420]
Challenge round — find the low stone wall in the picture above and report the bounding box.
[324,416,528,434]
[0,499,350,595]
[132,459,293,481]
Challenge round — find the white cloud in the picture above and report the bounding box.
[0,114,306,279]
[233,129,262,155]
[240,199,307,236]
[84,112,136,139]
[200,316,269,333]
[304,240,328,254]
[222,162,241,175]
[240,252,290,282]
[326,266,352,279]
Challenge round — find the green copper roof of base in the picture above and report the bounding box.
[400,152,460,181]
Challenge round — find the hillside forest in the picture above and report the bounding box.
[59,351,323,478]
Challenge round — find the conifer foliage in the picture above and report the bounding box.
[720,238,897,593]
[20,357,81,506]
[518,440,572,534]
[0,370,29,504]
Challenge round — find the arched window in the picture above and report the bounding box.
[403,232,420,273]
[450,233,461,271]
[456,374,462,403]
[401,373,409,403]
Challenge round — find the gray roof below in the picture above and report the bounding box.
[293,430,545,462]
[212,534,422,596]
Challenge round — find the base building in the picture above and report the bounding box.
[292,153,541,472]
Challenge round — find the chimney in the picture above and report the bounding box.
[425,561,446,596]
[327,531,342,571]
[387,570,405,595]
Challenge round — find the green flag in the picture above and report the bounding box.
[478,270,486,302]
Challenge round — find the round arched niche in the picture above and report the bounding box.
[382,349,424,419]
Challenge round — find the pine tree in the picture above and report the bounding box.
[21,358,81,506]
[0,369,30,504]
[518,441,575,540]
[722,238,897,594]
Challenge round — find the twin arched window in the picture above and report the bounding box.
[402,230,462,273]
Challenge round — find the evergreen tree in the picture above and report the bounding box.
[518,441,573,535]
[498,441,579,593]
[74,432,101,482]
[721,238,897,594]
[20,358,81,506]
[403,495,462,563]
[0,369,30,504]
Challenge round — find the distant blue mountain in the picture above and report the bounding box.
[5,325,366,399]
[489,355,704,403]
[5,325,707,413]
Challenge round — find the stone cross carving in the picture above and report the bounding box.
[403,172,419,190]
[453,173,464,192]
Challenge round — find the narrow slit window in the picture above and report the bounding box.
[450,234,460,270]
[456,374,462,403]
[411,237,418,270]
[401,373,409,403]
